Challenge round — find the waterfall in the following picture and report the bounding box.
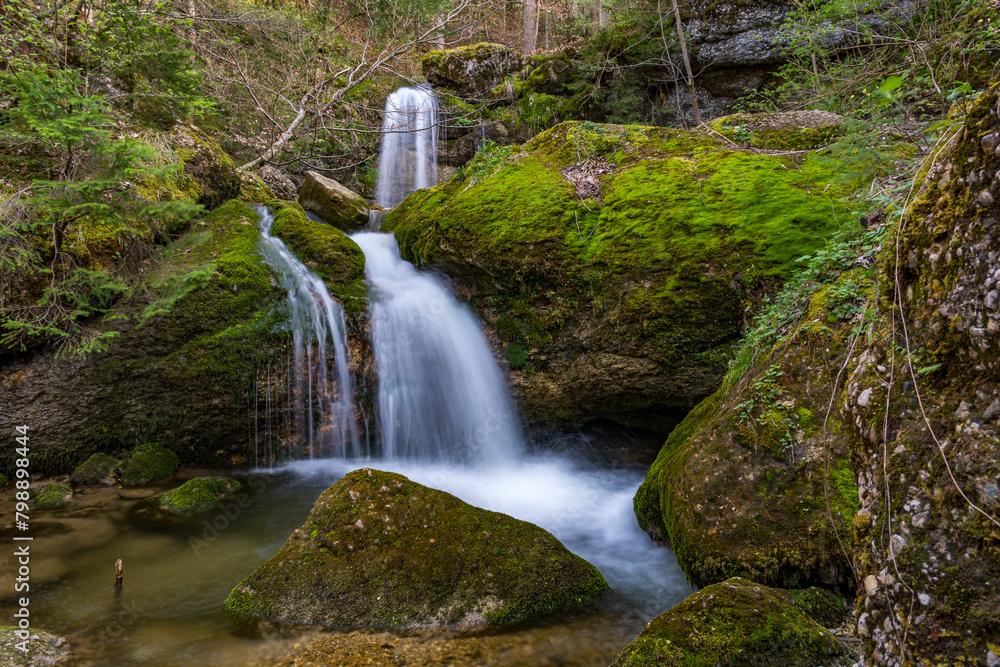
[374,86,438,208]
[256,206,360,459]
[351,232,524,465]
[351,85,525,465]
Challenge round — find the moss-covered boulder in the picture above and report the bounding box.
[170,122,242,208]
[269,203,366,312]
[708,111,845,150]
[69,453,119,485]
[120,443,179,486]
[157,476,242,514]
[297,171,369,232]
[632,273,867,590]
[0,627,70,666]
[0,201,293,473]
[34,482,73,509]
[421,43,522,98]
[385,120,855,432]
[611,577,848,667]
[225,468,608,628]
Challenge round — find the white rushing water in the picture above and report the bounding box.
[256,206,360,459]
[375,85,438,208]
[351,232,524,465]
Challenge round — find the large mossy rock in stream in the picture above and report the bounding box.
[157,476,243,514]
[0,200,366,473]
[297,171,370,232]
[225,468,609,628]
[610,577,849,667]
[385,120,855,433]
[632,275,866,591]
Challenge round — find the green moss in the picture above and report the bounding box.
[119,443,179,486]
[387,121,854,373]
[225,468,608,628]
[787,586,847,627]
[70,453,119,485]
[158,476,242,513]
[611,577,847,667]
[505,341,529,369]
[269,202,366,312]
[0,473,6,489]
[707,112,844,151]
[35,482,73,509]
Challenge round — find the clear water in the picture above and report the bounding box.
[0,458,693,666]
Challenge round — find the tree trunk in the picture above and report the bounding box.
[669,0,701,125]
[523,0,537,53]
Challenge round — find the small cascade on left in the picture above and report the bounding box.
[255,205,360,460]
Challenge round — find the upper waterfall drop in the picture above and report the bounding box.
[375,86,438,209]
[256,206,360,459]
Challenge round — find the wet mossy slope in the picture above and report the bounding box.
[386,120,854,431]
[0,200,366,472]
[225,468,609,628]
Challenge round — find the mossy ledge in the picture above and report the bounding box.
[385,120,856,431]
[611,577,848,667]
[225,468,609,629]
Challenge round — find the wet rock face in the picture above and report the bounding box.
[842,82,1000,667]
[297,171,370,232]
[611,577,849,667]
[421,43,523,98]
[224,468,608,629]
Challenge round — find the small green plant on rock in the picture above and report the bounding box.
[735,365,802,462]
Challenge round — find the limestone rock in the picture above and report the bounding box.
[258,165,297,200]
[611,577,848,667]
[225,468,608,628]
[170,122,242,208]
[421,43,522,97]
[298,171,369,232]
[386,120,851,433]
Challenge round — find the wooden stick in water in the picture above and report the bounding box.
[115,559,123,588]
